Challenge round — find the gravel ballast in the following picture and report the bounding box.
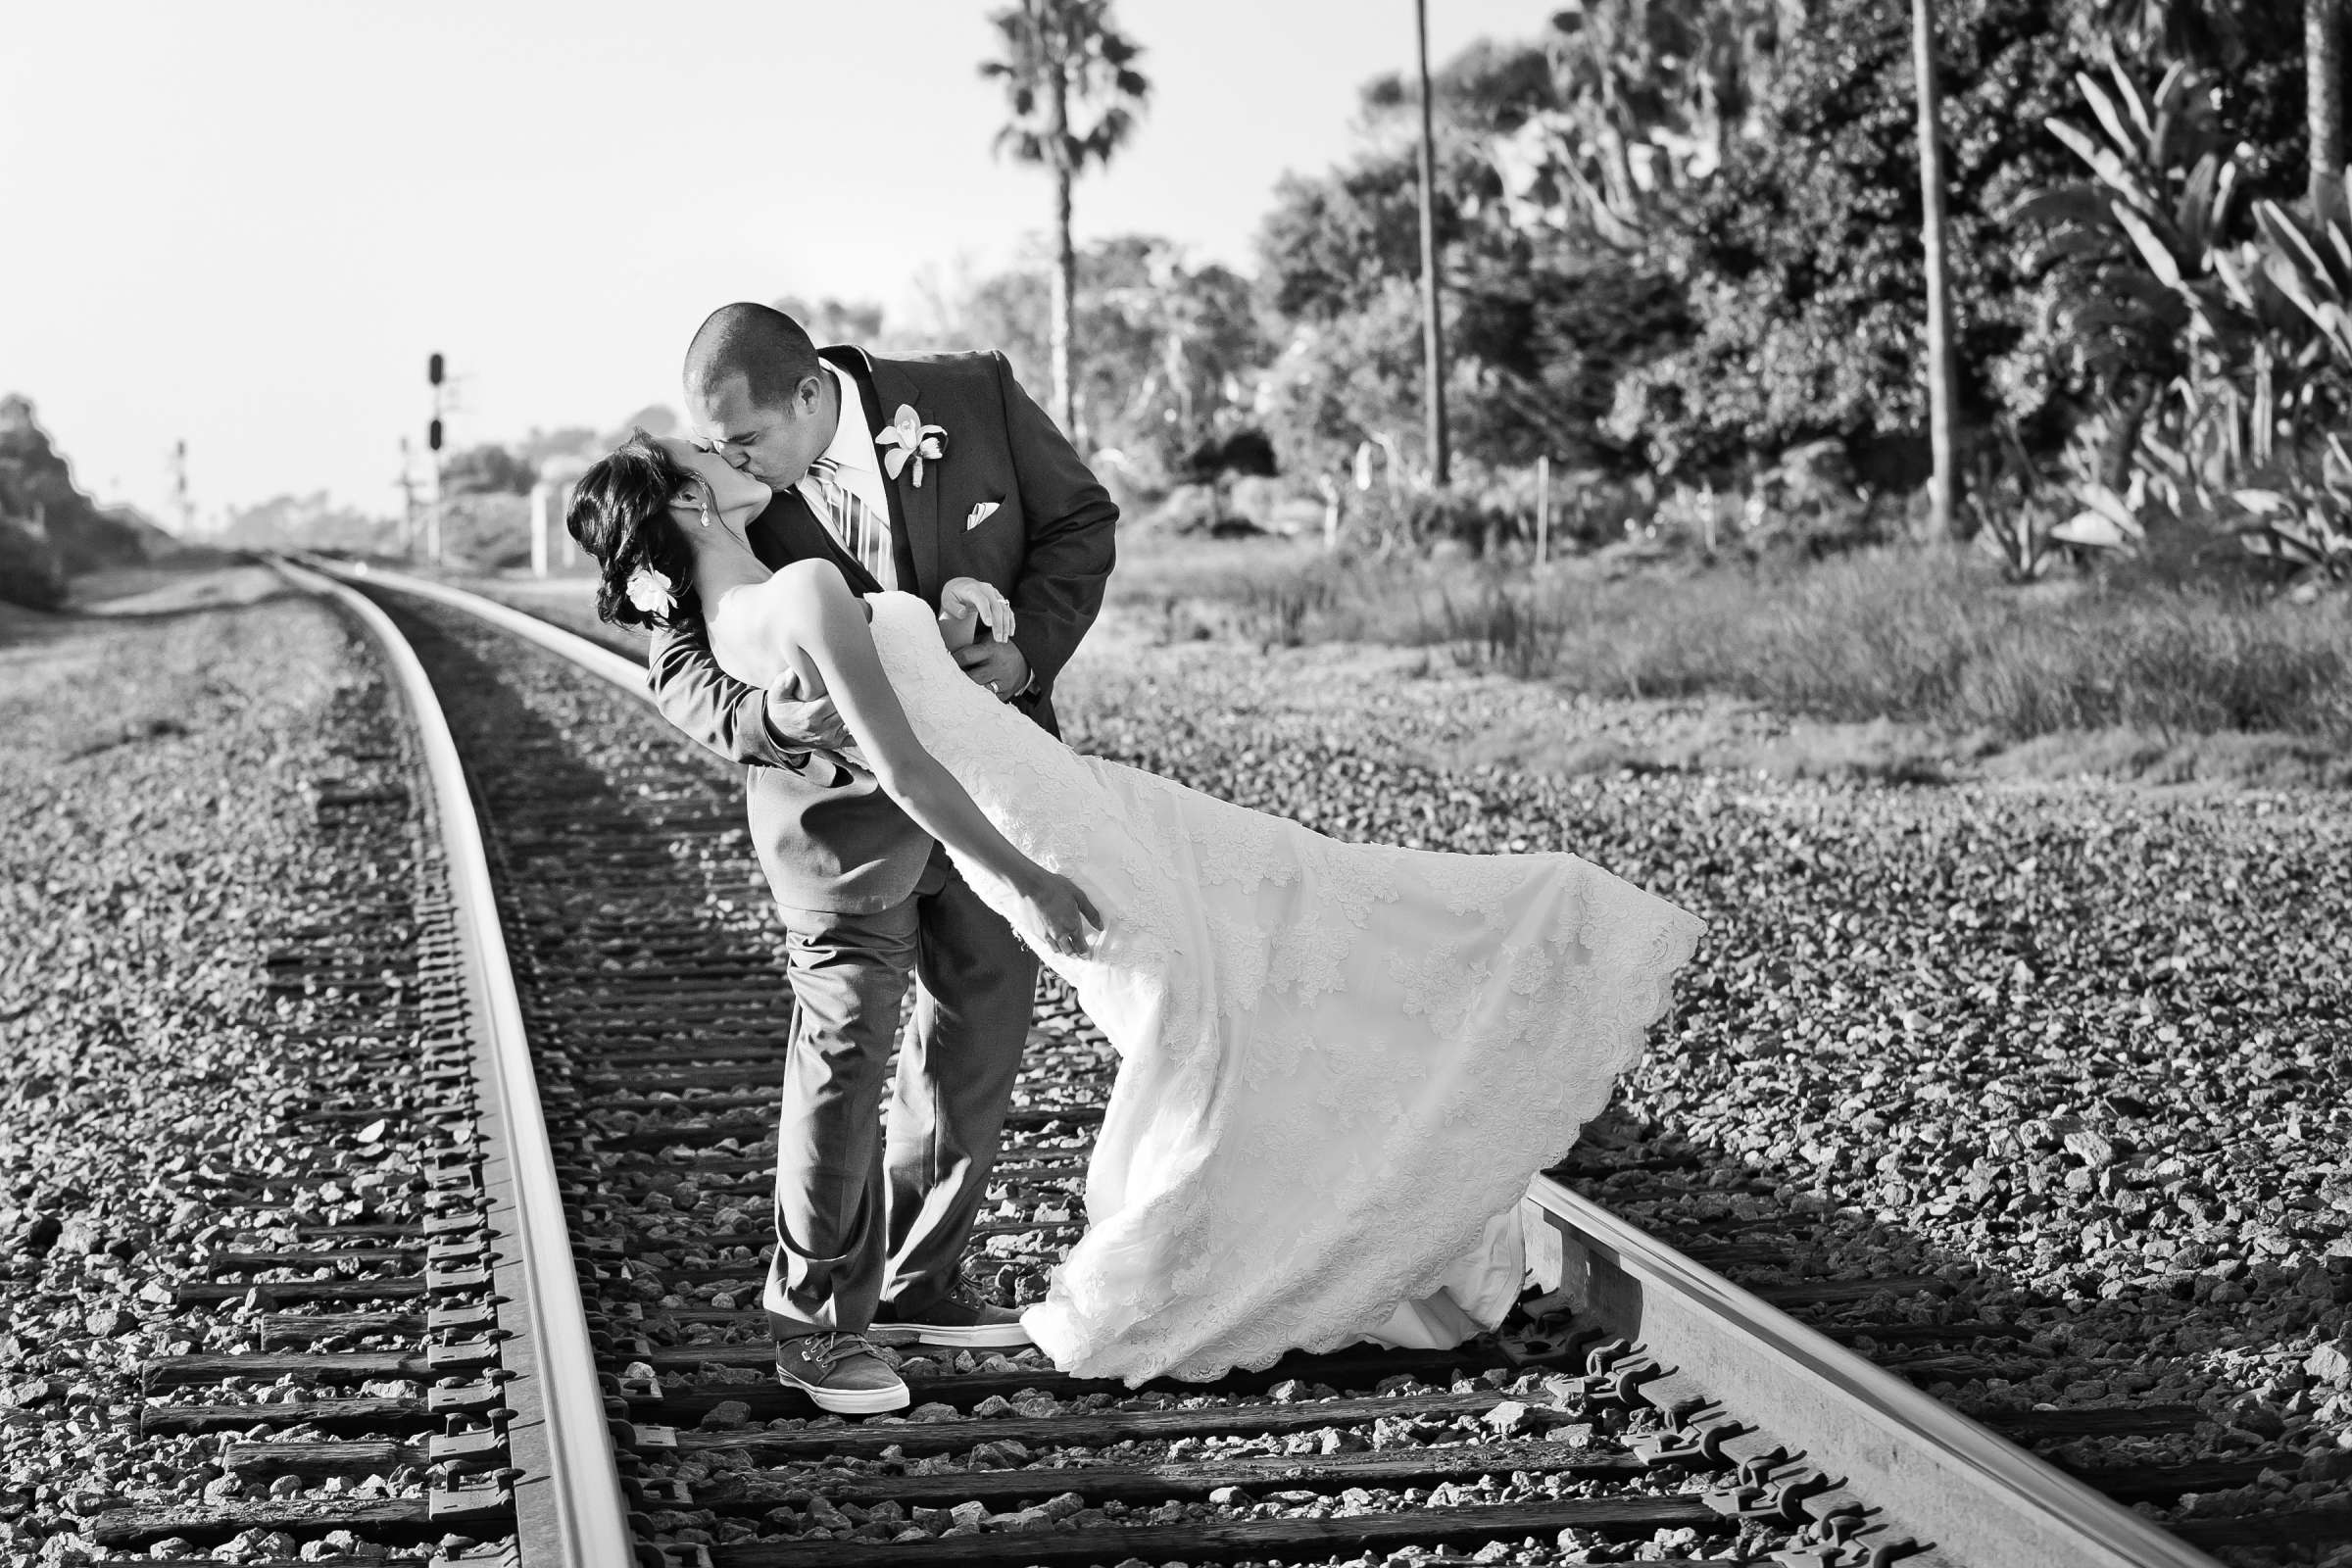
[1053,630,2352,1563]
[472,576,2352,1560]
[16,567,2349,1565]
[0,586,436,1566]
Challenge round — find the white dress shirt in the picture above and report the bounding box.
[797,363,896,591]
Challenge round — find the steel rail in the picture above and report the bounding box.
[1522,1175,2224,1568]
[274,558,636,1568]
[325,561,2226,1568]
[313,557,649,696]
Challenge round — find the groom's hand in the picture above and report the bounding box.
[955,638,1030,702]
[763,669,854,757]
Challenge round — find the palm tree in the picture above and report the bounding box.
[980,0,1151,437]
[1912,0,1964,538]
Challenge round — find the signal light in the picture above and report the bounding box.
[428,418,444,453]
[428,353,445,386]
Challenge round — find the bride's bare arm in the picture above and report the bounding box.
[752,561,1100,954]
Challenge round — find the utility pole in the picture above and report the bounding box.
[170,440,192,536]
[1413,0,1450,489]
[398,437,420,557]
[1535,456,1550,566]
[1912,0,1963,538]
[2312,0,2347,219]
[426,353,447,564]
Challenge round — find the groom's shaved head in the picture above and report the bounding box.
[685,303,821,413]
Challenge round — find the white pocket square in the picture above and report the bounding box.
[964,501,1002,531]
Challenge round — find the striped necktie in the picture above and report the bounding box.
[808,457,893,589]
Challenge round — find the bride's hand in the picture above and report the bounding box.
[1011,868,1102,960]
[939,577,1015,641]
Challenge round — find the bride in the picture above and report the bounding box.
[569,431,1705,1384]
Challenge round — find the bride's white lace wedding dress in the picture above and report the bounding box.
[757,591,1704,1384]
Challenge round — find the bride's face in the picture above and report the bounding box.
[659,437,769,530]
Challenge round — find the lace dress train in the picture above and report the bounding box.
[860,593,1705,1384]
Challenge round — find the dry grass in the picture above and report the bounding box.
[1116,535,2352,746]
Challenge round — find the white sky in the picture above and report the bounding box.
[0,0,1551,525]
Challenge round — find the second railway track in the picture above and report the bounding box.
[104,558,2307,1568]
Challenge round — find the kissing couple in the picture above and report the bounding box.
[565,303,1705,1413]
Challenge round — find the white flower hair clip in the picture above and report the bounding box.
[626,565,678,618]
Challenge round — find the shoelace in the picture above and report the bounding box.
[799,1331,882,1371]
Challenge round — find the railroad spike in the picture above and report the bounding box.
[425,1335,502,1373]
[425,1301,497,1334]
[426,1471,514,1524]
[427,1424,507,1464]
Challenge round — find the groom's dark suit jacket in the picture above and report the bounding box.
[648,345,1117,914]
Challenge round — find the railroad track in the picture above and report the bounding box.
[102,557,2255,1568]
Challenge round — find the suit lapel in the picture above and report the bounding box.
[823,344,939,600]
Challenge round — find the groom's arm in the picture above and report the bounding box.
[993,351,1116,702]
[647,618,845,779]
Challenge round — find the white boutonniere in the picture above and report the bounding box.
[875,404,948,488]
[625,565,677,618]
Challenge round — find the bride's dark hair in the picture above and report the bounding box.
[565,429,702,631]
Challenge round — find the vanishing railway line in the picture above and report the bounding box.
[99,559,2260,1567]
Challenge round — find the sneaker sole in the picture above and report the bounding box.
[873,1320,1035,1349]
[776,1368,910,1415]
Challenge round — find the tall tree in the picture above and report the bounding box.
[1912,0,1965,536]
[980,0,1151,437]
[2312,0,2346,213]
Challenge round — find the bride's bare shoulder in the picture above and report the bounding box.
[766,557,848,598]
[760,558,874,623]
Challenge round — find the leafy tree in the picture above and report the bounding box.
[439,443,537,497]
[0,520,66,612]
[1452,245,1690,468]
[598,406,679,450]
[514,425,600,468]
[980,0,1151,436]
[773,294,887,348]
[1605,0,2097,476]
[1494,0,1795,247]
[1257,280,1429,481]
[1488,0,2316,488]
[1258,162,1441,327]
[935,235,1266,473]
[2071,1,2315,196]
[220,491,394,554]
[1254,43,1690,482]
[0,395,164,572]
[1090,240,1261,460]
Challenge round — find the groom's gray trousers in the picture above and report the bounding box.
[764,845,1039,1337]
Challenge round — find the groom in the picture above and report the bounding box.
[648,304,1116,1413]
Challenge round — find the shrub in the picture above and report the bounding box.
[438,494,533,569]
[1608,0,2093,475]
[1134,540,2352,743]
[0,519,68,612]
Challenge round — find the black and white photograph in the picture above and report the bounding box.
[2,2,2350,1566]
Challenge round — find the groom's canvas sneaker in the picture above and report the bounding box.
[873,1285,1034,1349]
[774,1332,908,1415]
